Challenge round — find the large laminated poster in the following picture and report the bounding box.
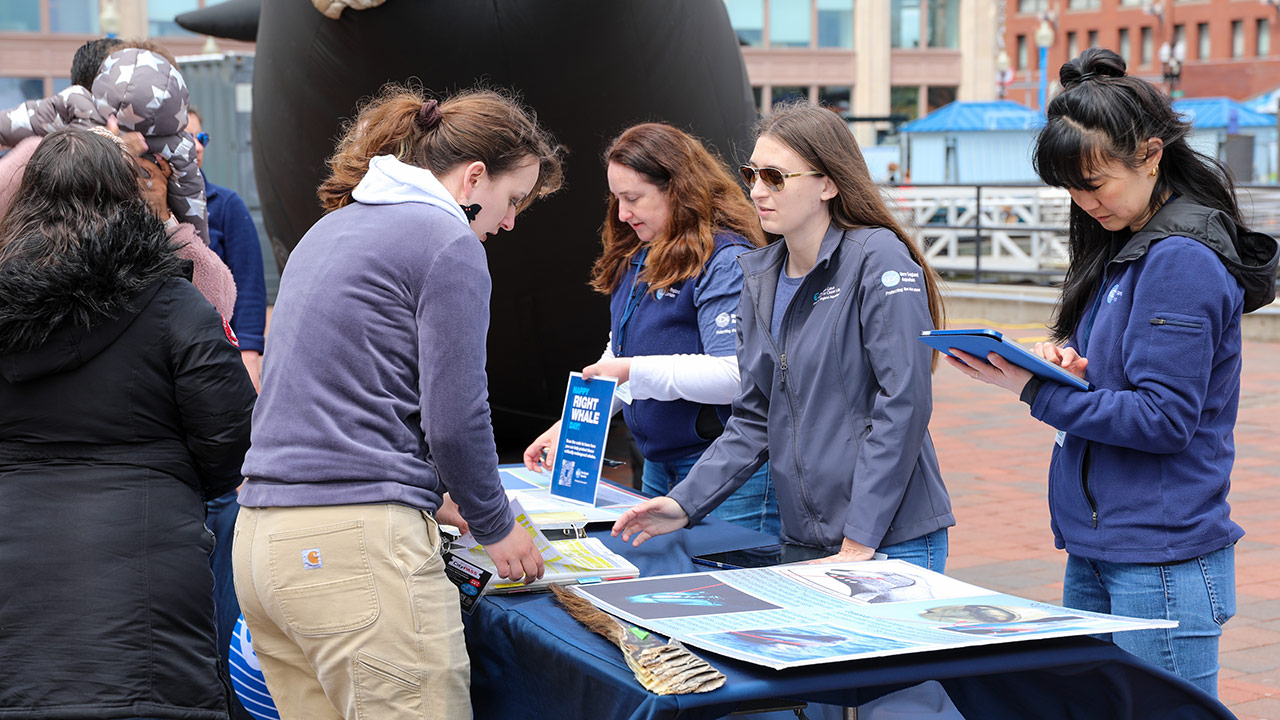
[573,559,1175,670]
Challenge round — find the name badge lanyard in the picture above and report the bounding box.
[615,247,649,355]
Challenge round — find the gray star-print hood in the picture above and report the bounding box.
[93,48,209,246]
[0,50,209,246]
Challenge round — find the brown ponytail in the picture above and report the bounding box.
[317,83,563,213]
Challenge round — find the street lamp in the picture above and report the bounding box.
[99,0,121,38]
[1159,40,1187,98]
[995,50,1012,100]
[1035,17,1056,114]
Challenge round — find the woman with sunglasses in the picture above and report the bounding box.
[615,103,954,571]
[524,122,779,535]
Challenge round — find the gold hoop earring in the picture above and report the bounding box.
[1150,166,1158,177]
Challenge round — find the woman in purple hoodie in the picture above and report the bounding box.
[234,85,563,720]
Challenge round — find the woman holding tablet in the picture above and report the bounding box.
[613,103,953,570]
[946,49,1278,697]
[524,122,779,536]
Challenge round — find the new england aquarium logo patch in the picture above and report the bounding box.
[1106,283,1123,304]
[881,270,901,288]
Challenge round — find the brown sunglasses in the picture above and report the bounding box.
[739,164,823,191]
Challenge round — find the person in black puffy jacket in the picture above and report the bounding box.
[0,127,256,720]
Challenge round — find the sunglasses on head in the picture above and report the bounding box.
[739,164,823,191]
[195,131,210,147]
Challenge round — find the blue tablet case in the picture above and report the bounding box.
[919,329,1092,391]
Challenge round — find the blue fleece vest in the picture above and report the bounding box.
[610,233,750,463]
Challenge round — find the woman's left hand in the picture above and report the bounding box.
[807,537,876,564]
[946,348,1034,396]
[583,357,632,383]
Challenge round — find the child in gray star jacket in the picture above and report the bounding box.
[0,48,207,245]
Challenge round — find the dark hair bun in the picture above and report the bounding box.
[1060,47,1126,89]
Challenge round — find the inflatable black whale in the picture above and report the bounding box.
[178,0,757,446]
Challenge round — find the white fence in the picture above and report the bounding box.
[886,184,1280,282]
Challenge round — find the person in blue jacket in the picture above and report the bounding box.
[524,122,779,535]
[613,103,953,570]
[946,49,1279,698]
[187,105,265,720]
[188,106,267,390]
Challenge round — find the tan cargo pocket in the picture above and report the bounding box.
[354,651,423,719]
[268,520,378,635]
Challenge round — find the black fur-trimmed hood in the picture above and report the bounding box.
[0,211,189,380]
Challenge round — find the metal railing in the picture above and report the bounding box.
[885,183,1280,284]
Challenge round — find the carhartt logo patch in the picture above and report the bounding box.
[302,548,323,569]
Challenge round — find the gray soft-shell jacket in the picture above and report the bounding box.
[669,224,954,552]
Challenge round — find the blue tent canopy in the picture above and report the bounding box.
[1244,87,1280,115]
[1172,97,1275,129]
[899,101,1043,133]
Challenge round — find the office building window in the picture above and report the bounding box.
[1259,18,1271,57]
[1017,34,1028,70]
[725,0,765,46]
[891,86,920,122]
[52,77,71,93]
[49,0,99,33]
[1119,0,1142,6]
[927,0,958,48]
[1232,20,1244,58]
[0,0,40,31]
[927,86,956,113]
[1067,31,1079,60]
[891,0,921,49]
[771,85,810,107]
[150,0,200,36]
[1198,22,1210,60]
[1088,30,1099,48]
[819,85,852,113]
[1018,0,1048,10]
[1173,24,1186,53]
[1068,0,1100,8]
[0,77,45,110]
[1141,26,1152,66]
[769,0,810,47]
[1119,28,1130,64]
[751,86,764,113]
[817,0,854,48]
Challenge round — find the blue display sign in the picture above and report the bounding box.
[550,371,617,506]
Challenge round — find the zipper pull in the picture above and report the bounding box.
[1092,511,1098,529]
[1150,318,1166,326]
[780,353,788,389]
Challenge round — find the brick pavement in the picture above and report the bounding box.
[933,322,1280,720]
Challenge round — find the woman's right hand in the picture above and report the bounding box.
[522,420,561,472]
[484,524,545,583]
[612,497,689,546]
[1033,342,1089,380]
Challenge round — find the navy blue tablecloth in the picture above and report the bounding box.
[465,517,1234,720]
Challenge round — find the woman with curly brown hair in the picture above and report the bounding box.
[234,84,562,719]
[523,122,779,535]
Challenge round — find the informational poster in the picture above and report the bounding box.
[550,372,617,506]
[573,559,1176,670]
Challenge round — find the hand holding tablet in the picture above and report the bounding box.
[919,329,1092,391]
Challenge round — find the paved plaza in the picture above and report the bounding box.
[934,321,1280,720]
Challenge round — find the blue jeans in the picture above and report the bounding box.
[1063,544,1236,698]
[879,527,949,573]
[641,455,780,537]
